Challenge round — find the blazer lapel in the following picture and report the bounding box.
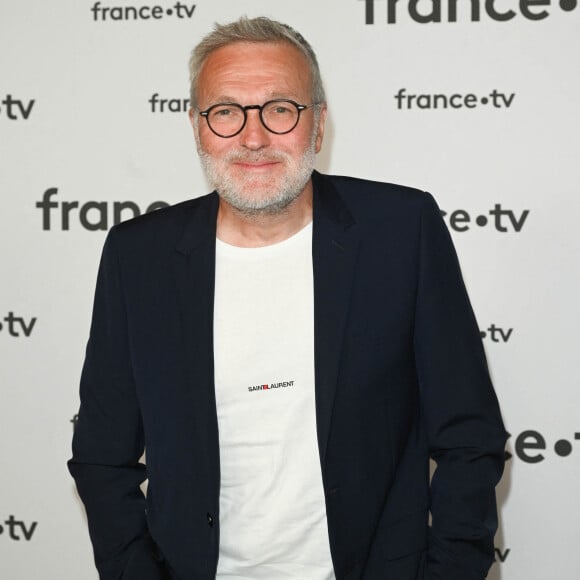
[312,172,360,468]
[173,193,221,494]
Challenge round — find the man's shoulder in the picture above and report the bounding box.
[99,191,218,264]
[321,172,430,204]
[113,191,215,235]
[315,172,437,223]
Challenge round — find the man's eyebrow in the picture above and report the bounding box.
[205,93,301,105]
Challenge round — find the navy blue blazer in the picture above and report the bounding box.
[69,171,506,580]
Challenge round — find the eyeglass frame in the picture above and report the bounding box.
[198,99,319,138]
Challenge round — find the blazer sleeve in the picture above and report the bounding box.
[68,227,164,580]
[413,194,507,580]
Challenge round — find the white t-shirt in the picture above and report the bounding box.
[213,222,335,580]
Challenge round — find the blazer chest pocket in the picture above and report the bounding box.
[381,507,428,561]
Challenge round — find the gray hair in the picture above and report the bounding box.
[188,16,326,110]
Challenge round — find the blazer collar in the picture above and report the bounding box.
[174,171,356,252]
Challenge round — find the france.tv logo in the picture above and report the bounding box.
[361,0,578,25]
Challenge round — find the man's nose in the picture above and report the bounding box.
[239,110,271,149]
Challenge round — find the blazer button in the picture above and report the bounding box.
[206,512,214,527]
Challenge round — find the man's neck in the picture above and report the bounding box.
[216,182,314,248]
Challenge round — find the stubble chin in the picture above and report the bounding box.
[197,148,316,216]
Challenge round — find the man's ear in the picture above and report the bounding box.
[189,108,201,149]
[314,105,327,154]
[188,108,196,129]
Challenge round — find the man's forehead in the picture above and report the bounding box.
[201,40,308,71]
[197,41,312,102]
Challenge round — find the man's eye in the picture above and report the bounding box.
[214,108,233,117]
[272,105,291,114]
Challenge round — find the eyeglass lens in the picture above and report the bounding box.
[206,100,300,137]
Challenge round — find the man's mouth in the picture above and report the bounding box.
[233,160,280,169]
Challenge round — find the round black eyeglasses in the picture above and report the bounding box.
[198,99,318,138]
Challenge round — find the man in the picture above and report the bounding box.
[69,16,506,580]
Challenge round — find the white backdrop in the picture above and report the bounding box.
[1,1,579,578]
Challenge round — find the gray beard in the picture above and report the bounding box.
[197,144,316,217]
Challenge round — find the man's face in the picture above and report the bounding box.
[190,41,326,215]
